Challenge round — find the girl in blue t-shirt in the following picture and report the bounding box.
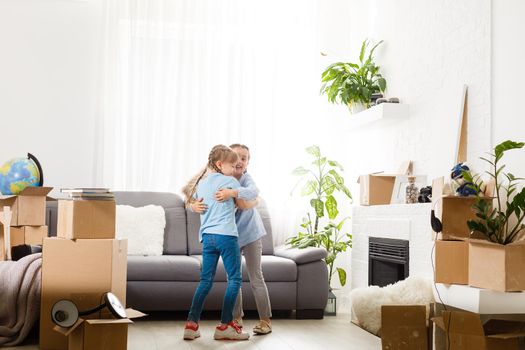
[183,145,256,341]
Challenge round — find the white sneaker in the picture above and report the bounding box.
[183,321,201,340]
[214,322,250,340]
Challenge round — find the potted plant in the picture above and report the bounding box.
[320,39,387,114]
[463,140,525,244]
[286,145,353,289]
[462,140,525,292]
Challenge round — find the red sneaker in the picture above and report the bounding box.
[183,321,200,340]
[214,321,250,340]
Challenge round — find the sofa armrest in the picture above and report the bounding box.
[274,245,327,265]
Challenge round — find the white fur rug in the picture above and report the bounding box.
[116,204,166,256]
[350,276,434,335]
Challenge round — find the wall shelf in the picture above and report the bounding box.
[344,103,409,129]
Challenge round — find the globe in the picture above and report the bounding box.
[0,153,43,195]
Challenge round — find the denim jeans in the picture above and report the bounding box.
[188,233,242,324]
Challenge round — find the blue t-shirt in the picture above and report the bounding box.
[196,172,241,242]
[235,173,267,248]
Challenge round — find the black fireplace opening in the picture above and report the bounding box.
[368,237,409,287]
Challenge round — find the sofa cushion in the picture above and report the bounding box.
[114,191,188,255]
[187,198,274,255]
[191,255,297,282]
[127,255,201,282]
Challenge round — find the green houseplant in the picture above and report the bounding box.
[463,140,525,244]
[320,39,387,113]
[286,145,353,288]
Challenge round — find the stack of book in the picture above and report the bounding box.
[60,188,114,200]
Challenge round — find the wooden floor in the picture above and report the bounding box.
[5,312,381,350]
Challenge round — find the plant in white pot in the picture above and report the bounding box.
[320,39,387,114]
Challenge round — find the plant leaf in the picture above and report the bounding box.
[328,160,344,171]
[292,166,309,176]
[495,140,524,161]
[337,267,347,287]
[310,198,324,218]
[301,180,317,196]
[321,176,336,195]
[325,195,339,220]
[306,145,321,157]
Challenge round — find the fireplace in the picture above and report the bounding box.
[368,237,409,287]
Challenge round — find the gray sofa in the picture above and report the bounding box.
[46,191,328,319]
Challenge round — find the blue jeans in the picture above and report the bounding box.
[188,234,242,324]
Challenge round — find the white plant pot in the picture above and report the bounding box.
[348,102,366,114]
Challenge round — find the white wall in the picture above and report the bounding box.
[492,0,525,177]
[0,0,103,195]
[319,0,492,188]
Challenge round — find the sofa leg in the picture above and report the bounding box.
[296,309,324,319]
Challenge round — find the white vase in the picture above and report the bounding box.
[348,102,366,114]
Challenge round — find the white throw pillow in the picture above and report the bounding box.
[116,204,166,256]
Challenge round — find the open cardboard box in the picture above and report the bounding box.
[433,310,525,350]
[434,239,469,285]
[381,305,432,350]
[0,186,53,226]
[40,238,127,350]
[54,309,146,350]
[432,177,495,241]
[8,225,47,249]
[469,239,525,292]
[439,196,491,241]
[57,199,116,239]
[358,161,415,206]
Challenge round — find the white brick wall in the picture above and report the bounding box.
[319,0,492,189]
[351,203,434,290]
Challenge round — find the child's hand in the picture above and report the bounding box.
[215,188,235,202]
[191,198,208,214]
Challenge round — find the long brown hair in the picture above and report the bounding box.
[183,145,238,205]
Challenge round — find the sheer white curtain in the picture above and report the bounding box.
[96,0,324,244]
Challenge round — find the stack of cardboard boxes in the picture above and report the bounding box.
[432,179,525,349]
[0,187,52,260]
[40,196,130,350]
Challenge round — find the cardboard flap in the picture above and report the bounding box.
[357,172,384,183]
[53,318,84,336]
[18,186,53,196]
[126,308,147,319]
[483,319,525,339]
[85,319,133,325]
[434,311,485,336]
[0,196,17,204]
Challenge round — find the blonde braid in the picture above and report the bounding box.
[183,145,238,206]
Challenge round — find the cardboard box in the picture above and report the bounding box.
[0,187,52,226]
[59,319,131,350]
[469,239,525,292]
[439,196,491,240]
[359,162,414,206]
[40,238,127,350]
[57,199,116,239]
[433,311,525,350]
[381,305,429,350]
[434,240,469,285]
[8,225,47,248]
[54,309,145,350]
[359,174,398,206]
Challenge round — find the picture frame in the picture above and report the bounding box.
[390,175,428,204]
